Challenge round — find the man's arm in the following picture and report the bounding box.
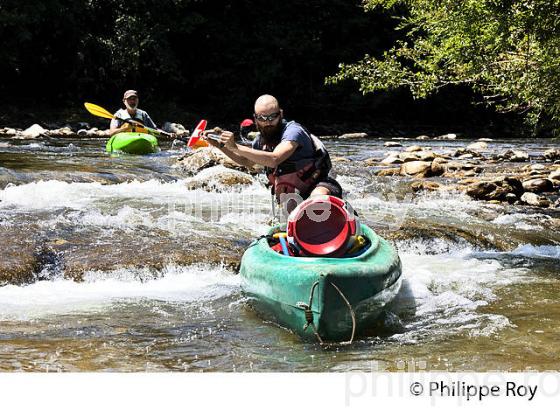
[208,131,298,168]
[230,141,297,168]
[205,134,256,168]
[218,131,298,168]
[108,126,130,136]
[107,118,129,136]
[220,146,256,168]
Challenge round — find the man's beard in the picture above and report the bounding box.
[258,121,282,143]
[125,101,138,110]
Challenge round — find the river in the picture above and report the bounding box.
[0,135,559,371]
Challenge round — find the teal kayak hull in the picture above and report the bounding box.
[106,132,158,154]
[239,224,402,342]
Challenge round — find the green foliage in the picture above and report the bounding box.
[0,0,389,124]
[328,0,560,131]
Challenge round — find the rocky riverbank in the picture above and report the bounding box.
[0,121,191,139]
[173,137,560,209]
[362,140,560,209]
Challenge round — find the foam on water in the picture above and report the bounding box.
[34,200,271,238]
[390,246,531,343]
[510,244,560,259]
[492,213,549,231]
[0,264,240,321]
[217,211,272,235]
[466,244,560,262]
[0,178,270,211]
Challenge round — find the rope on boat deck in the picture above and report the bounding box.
[299,280,357,347]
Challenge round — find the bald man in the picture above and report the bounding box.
[207,95,342,207]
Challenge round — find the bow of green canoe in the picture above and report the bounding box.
[106,132,159,155]
[239,224,402,342]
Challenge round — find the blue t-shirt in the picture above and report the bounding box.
[252,120,315,163]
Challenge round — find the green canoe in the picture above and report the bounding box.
[106,132,158,155]
[239,224,402,343]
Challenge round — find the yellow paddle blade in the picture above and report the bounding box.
[84,102,114,120]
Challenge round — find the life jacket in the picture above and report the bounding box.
[262,122,332,201]
[115,111,149,134]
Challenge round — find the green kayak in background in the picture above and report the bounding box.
[106,132,159,155]
[239,224,402,343]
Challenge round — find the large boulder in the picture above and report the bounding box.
[162,122,189,136]
[175,147,262,175]
[520,192,551,207]
[399,152,422,163]
[430,157,447,176]
[79,127,107,138]
[417,150,436,162]
[339,132,368,140]
[445,160,480,173]
[410,181,441,192]
[549,170,560,181]
[400,161,432,177]
[522,178,554,193]
[50,127,75,137]
[381,154,403,165]
[376,168,400,177]
[453,148,485,158]
[21,124,48,138]
[405,145,423,152]
[436,133,457,140]
[466,181,499,200]
[503,176,524,196]
[466,178,523,201]
[184,165,255,191]
[499,149,529,162]
[544,148,560,161]
[384,141,402,147]
[467,141,488,151]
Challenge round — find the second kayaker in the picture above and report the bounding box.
[206,94,342,211]
[108,90,158,137]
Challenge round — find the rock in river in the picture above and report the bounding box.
[466,177,523,201]
[522,178,555,193]
[467,141,488,151]
[499,149,529,162]
[184,165,255,191]
[21,124,48,139]
[400,161,432,177]
[544,148,560,161]
[339,132,368,140]
[175,147,262,175]
[520,192,552,207]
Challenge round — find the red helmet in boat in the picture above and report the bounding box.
[287,195,359,257]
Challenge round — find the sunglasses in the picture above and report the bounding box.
[254,112,281,122]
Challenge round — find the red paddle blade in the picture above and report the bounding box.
[187,119,208,147]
